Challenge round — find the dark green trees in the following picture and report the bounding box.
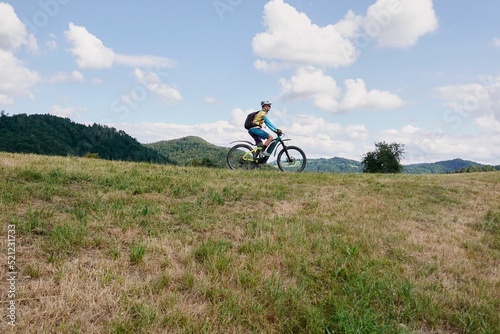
[362,142,405,173]
[0,114,173,164]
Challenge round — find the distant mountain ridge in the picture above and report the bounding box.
[403,159,486,174]
[302,156,499,174]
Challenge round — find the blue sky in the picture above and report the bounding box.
[1,0,500,164]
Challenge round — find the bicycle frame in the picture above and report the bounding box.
[229,135,291,159]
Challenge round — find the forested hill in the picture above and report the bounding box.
[403,158,500,174]
[145,136,229,168]
[0,114,173,164]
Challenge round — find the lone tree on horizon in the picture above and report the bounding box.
[362,142,405,173]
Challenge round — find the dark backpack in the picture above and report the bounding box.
[244,111,259,130]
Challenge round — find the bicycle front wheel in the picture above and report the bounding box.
[227,144,257,170]
[277,146,307,172]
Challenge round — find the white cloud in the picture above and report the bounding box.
[126,68,182,105]
[252,0,361,69]
[279,67,405,112]
[287,114,343,135]
[346,124,369,140]
[0,49,40,104]
[340,78,406,110]
[279,67,341,112]
[64,23,115,69]
[379,125,500,164]
[475,115,500,131]
[252,1,422,114]
[64,23,175,69]
[0,3,38,52]
[435,77,500,122]
[0,3,40,104]
[364,0,439,48]
[48,70,85,83]
[252,0,438,71]
[493,38,500,48]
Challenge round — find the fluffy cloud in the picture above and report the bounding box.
[253,0,438,69]
[64,23,115,69]
[340,78,406,110]
[379,125,500,164]
[0,49,40,105]
[252,0,433,114]
[279,67,341,111]
[252,0,361,68]
[435,77,500,123]
[64,23,176,69]
[364,0,439,48]
[118,69,182,106]
[0,3,40,104]
[475,115,500,132]
[0,2,38,52]
[279,67,405,112]
[133,68,182,105]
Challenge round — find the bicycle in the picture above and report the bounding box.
[226,133,307,172]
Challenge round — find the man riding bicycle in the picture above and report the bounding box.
[248,100,283,157]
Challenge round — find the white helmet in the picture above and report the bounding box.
[261,100,272,107]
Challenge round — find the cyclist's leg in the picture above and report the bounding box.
[248,128,269,147]
[248,130,262,146]
[264,134,273,148]
[249,128,271,148]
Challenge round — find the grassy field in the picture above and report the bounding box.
[0,152,499,334]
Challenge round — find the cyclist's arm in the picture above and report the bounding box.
[263,115,278,132]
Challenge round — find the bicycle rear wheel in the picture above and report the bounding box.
[227,144,257,170]
[277,146,306,172]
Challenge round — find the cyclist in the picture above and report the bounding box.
[248,100,282,156]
